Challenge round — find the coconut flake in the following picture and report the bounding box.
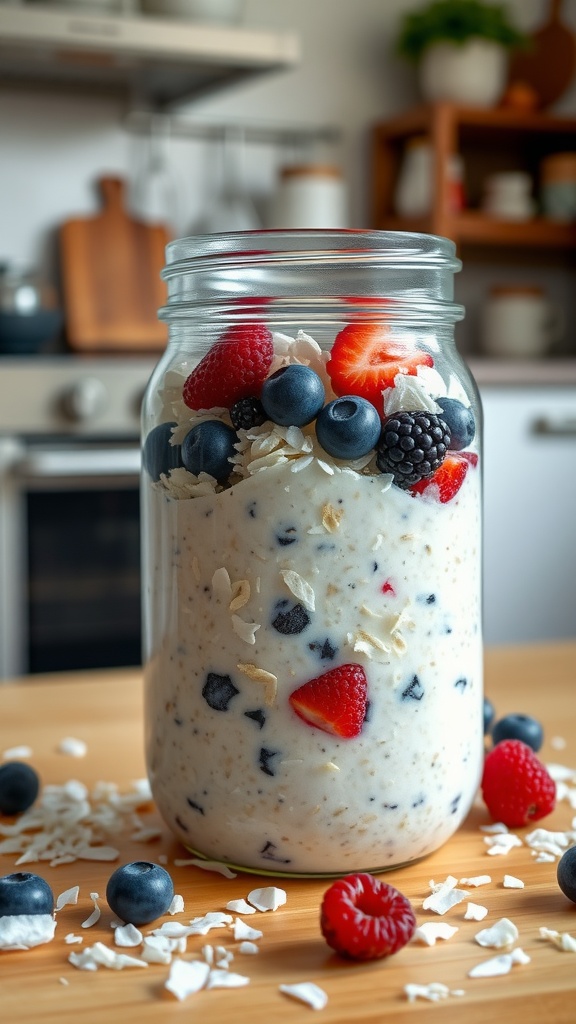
[57,737,87,758]
[64,933,83,944]
[239,940,259,954]
[2,745,33,760]
[404,982,464,1003]
[475,917,518,948]
[459,875,491,887]
[0,913,56,950]
[81,893,101,929]
[114,923,143,947]
[280,569,316,611]
[168,894,184,915]
[484,832,523,856]
[56,886,80,911]
[422,876,469,915]
[165,959,210,999]
[383,373,442,416]
[141,935,175,964]
[206,969,250,989]
[236,663,277,706]
[226,899,256,915]
[503,874,524,889]
[468,947,530,978]
[231,615,261,645]
[69,942,147,971]
[247,886,287,912]
[539,927,576,952]
[464,903,488,922]
[233,918,263,941]
[413,922,458,946]
[279,982,328,1010]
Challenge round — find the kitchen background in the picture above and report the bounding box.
[0,0,575,677]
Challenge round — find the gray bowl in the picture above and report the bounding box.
[0,309,64,354]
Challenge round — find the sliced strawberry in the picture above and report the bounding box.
[288,664,368,739]
[326,324,433,409]
[381,578,396,596]
[409,451,478,503]
[183,323,273,411]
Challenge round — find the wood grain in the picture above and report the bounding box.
[59,177,169,353]
[1,645,576,1023]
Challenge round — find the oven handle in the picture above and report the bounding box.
[13,447,141,482]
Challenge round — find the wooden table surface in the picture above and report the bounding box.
[1,643,576,1023]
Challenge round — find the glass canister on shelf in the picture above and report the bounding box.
[141,230,483,877]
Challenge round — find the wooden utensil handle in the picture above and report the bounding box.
[99,176,125,212]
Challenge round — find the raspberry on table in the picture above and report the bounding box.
[320,872,416,960]
[481,738,556,828]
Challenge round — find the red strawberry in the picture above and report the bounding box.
[409,450,477,503]
[182,323,273,411]
[326,324,433,409]
[288,664,367,739]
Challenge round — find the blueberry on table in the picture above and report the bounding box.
[143,422,183,481]
[106,861,174,925]
[316,396,381,460]
[557,847,576,903]
[260,364,325,426]
[435,398,475,451]
[483,696,496,736]
[491,712,544,752]
[181,420,237,482]
[0,872,54,916]
[0,761,40,815]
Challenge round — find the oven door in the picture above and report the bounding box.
[0,438,141,679]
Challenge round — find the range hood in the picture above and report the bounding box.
[0,4,300,108]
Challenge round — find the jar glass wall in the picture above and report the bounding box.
[141,230,483,877]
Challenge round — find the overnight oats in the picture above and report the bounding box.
[141,231,483,876]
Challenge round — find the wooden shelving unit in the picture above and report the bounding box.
[371,103,576,248]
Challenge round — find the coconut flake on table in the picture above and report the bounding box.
[173,858,236,879]
[81,893,101,929]
[226,898,256,915]
[232,918,263,942]
[422,876,469,915]
[207,969,250,989]
[57,737,87,758]
[525,828,575,859]
[247,886,287,912]
[2,745,33,760]
[404,982,465,1003]
[56,885,80,911]
[468,947,530,979]
[484,832,523,856]
[168,894,184,915]
[459,875,491,887]
[69,941,148,971]
[464,903,488,922]
[539,927,576,952]
[0,913,56,950]
[64,933,83,944]
[475,917,518,948]
[165,959,211,1000]
[503,874,525,889]
[239,941,259,955]
[279,982,328,1011]
[114,923,143,947]
[413,922,458,946]
[141,935,179,964]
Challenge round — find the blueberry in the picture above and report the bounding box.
[483,696,496,735]
[106,861,174,925]
[0,761,40,815]
[271,599,310,635]
[181,420,236,481]
[260,364,325,427]
[143,422,183,481]
[0,872,54,916]
[202,672,240,711]
[491,712,543,752]
[316,396,381,460]
[557,847,576,903]
[435,398,475,451]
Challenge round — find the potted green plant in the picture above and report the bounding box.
[396,0,527,107]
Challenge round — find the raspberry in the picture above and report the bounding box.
[481,738,556,828]
[320,873,416,961]
[182,324,273,411]
[376,411,450,488]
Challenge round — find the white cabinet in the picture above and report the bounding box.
[481,386,576,645]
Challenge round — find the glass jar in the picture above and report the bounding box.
[141,230,483,877]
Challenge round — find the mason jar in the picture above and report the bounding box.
[141,230,483,877]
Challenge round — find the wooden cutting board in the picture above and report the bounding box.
[508,0,576,109]
[60,176,169,352]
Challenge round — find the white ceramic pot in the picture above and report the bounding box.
[419,38,508,107]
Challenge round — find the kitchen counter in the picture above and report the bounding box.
[1,643,576,1023]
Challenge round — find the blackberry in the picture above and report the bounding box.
[376,411,450,488]
[230,396,266,431]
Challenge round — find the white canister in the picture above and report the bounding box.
[481,285,564,359]
[394,136,432,218]
[269,165,348,229]
[482,172,536,221]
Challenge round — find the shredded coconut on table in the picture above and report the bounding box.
[468,947,530,978]
[279,982,328,1010]
[404,982,465,1003]
[0,913,56,950]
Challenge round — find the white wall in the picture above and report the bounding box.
[3,0,575,290]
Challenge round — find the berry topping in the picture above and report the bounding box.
[260,364,325,427]
[435,397,476,451]
[271,599,311,635]
[557,847,576,903]
[106,861,174,925]
[0,761,40,816]
[229,396,267,431]
[181,420,236,482]
[202,672,240,711]
[491,713,544,753]
[182,323,273,411]
[326,324,433,409]
[483,696,496,735]
[320,873,416,961]
[376,411,450,488]
[288,663,368,738]
[481,738,556,828]
[143,422,183,482]
[316,395,381,460]
[408,450,477,503]
[0,872,54,917]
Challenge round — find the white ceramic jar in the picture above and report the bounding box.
[419,39,508,107]
[481,285,564,359]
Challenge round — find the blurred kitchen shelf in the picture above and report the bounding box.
[0,3,300,109]
[466,357,576,387]
[371,102,576,247]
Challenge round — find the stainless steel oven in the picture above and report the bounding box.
[0,356,155,678]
